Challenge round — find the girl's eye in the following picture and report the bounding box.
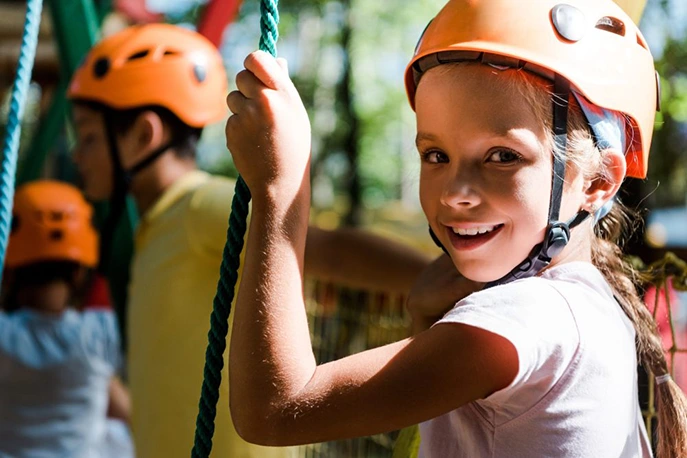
[422,150,449,164]
[487,148,522,164]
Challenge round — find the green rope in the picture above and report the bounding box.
[191,2,279,456]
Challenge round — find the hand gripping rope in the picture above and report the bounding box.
[0,0,43,287]
[191,1,280,456]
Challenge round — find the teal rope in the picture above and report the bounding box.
[0,0,43,286]
[191,1,279,456]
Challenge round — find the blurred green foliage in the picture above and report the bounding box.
[196,0,687,229]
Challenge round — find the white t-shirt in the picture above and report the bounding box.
[419,261,652,458]
[0,309,120,458]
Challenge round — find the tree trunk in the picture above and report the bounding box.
[340,0,362,226]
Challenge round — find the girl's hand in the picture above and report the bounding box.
[406,254,484,333]
[225,51,312,202]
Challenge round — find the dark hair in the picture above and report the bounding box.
[2,261,86,312]
[75,101,203,160]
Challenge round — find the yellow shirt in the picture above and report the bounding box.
[128,170,296,458]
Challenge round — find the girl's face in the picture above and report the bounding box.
[415,64,588,282]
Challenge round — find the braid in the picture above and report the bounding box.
[592,203,687,457]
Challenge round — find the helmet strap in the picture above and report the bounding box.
[98,110,129,274]
[429,226,449,256]
[126,140,177,178]
[97,110,175,273]
[486,75,572,287]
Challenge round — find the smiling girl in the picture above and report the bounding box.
[223,0,687,456]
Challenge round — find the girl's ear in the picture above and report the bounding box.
[583,148,626,211]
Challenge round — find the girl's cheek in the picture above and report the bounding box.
[419,179,441,211]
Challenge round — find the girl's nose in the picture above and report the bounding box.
[440,171,481,209]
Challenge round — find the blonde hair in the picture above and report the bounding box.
[431,62,687,457]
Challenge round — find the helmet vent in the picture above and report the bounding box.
[164,50,180,56]
[636,33,649,51]
[595,17,625,36]
[49,230,64,241]
[93,58,110,79]
[127,50,150,61]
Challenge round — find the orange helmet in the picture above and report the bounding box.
[68,23,227,128]
[405,0,659,178]
[6,181,98,269]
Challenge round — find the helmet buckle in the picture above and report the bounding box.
[544,222,571,259]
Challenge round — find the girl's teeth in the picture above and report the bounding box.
[452,225,497,236]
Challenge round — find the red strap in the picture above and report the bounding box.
[115,0,164,23]
[198,0,243,47]
[83,273,113,310]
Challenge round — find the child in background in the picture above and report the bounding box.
[224,0,687,457]
[0,180,130,458]
[68,23,430,458]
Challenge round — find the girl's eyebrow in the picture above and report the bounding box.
[415,132,438,146]
[416,128,528,146]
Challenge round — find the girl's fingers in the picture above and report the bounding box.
[243,50,287,91]
[235,69,264,99]
[276,57,289,74]
[226,90,247,114]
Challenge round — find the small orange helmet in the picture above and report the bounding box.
[405,0,659,178]
[68,23,227,128]
[6,181,98,269]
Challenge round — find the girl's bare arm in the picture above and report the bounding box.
[226,51,517,446]
[230,191,517,445]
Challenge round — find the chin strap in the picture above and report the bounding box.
[484,209,590,288]
[485,75,572,287]
[97,110,175,273]
[429,226,449,257]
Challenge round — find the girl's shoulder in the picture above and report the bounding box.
[444,271,578,340]
[460,261,612,310]
[435,263,612,413]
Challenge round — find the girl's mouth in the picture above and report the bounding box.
[446,224,504,251]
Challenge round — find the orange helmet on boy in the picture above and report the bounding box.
[68,23,227,127]
[405,0,658,178]
[6,181,98,268]
[67,24,228,270]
